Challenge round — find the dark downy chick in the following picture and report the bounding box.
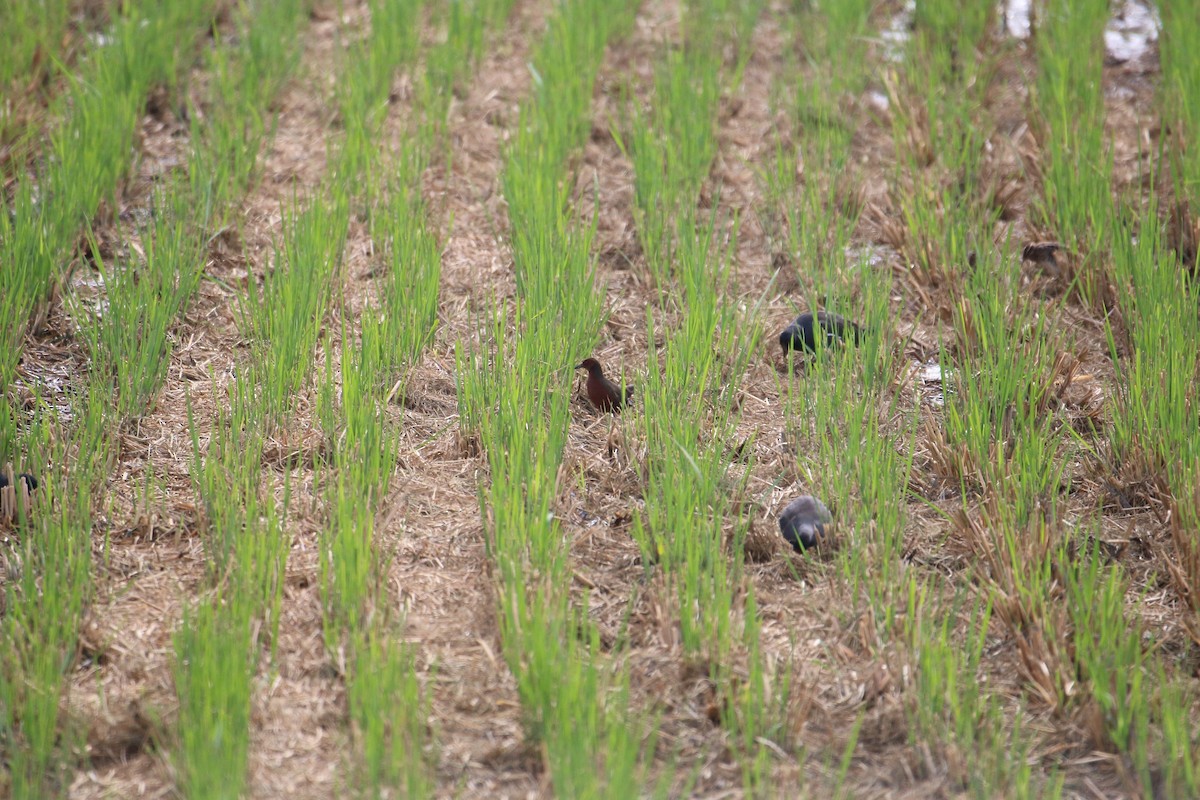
[778,311,863,357]
[778,495,833,552]
[0,473,39,492]
[576,358,634,413]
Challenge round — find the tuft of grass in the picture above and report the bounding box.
[172,593,257,800]
[1031,0,1112,258]
[243,189,350,426]
[77,182,214,418]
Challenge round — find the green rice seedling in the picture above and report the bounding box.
[888,0,998,293]
[1064,541,1150,783]
[1,0,215,385]
[764,3,872,303]
[346,628,436,798]
[172,593,256,800]
[334,0,424,182]
[1156,674,1200,798]
[0,185,52,457]
[0,0,72,93]
[958,492,1073,718]
[1158,0,1200,208]
[0,470,93,798]
[77,183,213,419]
[192,0,310,208]
[364,178,442,387]
[792,0,872,133]
[244,189,350,425]
[191,384,292,657]
[908,0,995,151]
[43,0,212,224]
[620,0,759,289]
[939,244,1071,516]
[792,139,862,289]
[0,0,73,153]
[715,587,794,794]
[621,49,722,286]
[317,330,398,651]
[420,0,519,152]
[476,0,652,790]
[1106,210,1200,490]
[320,472,380,655]
[188,379,266,576]
[322,333,401,500]
[1032,0,1111,254]
[0,380,113,798]
[903,582,1037,796]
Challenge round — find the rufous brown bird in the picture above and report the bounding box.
[778,311,863,357]
[778,495,832,552]
[576,358,633,413]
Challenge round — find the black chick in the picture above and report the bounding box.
[778,311,863,357]
[0,473,39,492]
[778,495,832,552]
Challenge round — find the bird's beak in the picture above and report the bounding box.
[574,362,584,370]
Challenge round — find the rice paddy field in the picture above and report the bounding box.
[1,0,1197,797]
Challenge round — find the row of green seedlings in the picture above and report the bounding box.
[622,0,824,789]
[0,0,218,463]
[168,3,356,793]
[1031,0,1111,304]
[77,0,312,423]
[319,0,507,790]
[1160,0,1200,218]
[634,208,802,793]
[767,3,956,792]
[919,213,1199,793]
[1101,206,1200,796]
[891,7,1088,792]
[317,173,440,797]
[334,0,518,181]
[0,2,258,795]
[918,243,1063,795]
[886,0,998,294]
[459,0,657,794]
[765,1,912,791]
[0,385,112,798]
[99,11,318,786]
[620,0,761,289]
[194,0,314,213]
[760,0,871,333]
[318,0,527,788]
[872,5,1057,791]
[1,0,98,162]
[176,179,348,797]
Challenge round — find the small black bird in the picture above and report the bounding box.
[778,495,832,552]
[0,473,39,492]
[778,311,863,357]
[576,358,634,413]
